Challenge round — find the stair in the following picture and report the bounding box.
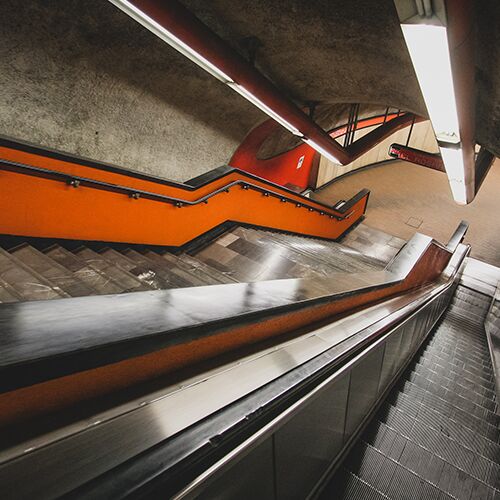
[322,285,500,500]
[0,223,396,303]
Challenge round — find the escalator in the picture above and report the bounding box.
[0,217,473,498]
[323,283,500,499]
[1,139,493,499]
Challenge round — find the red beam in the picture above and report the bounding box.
[389,143,445,172]
[346,113,425,162]
[119,0,352,164]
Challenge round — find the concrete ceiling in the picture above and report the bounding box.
[182,0,500,157]
[1,0,497,180]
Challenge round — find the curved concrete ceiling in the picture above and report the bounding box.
[1,0,497,181]
[182,0,499,157]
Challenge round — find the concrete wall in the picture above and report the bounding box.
[0,0,263,182]
[314,159,500,268]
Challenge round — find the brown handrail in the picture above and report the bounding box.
[0,158,363,221]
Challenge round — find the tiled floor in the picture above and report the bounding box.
[313,159,500,267]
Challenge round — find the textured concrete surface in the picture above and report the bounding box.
[187,0,500,157]
[1,0,498,182]
[476,0,500,157]
[184,0,426,115]
[0,0,263,181]
[313,159,500,267]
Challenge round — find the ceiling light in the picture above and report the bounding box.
[109,0,343,165]
[108,0,234,83]
[228,83,304,137]
[401,24,460,145]
[304,139,342,165]
[439,146,467,204]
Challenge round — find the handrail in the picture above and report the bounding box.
[0,158,359,221]
[0,238,470,499]
[446,220,469,252]
[0,223,463,402]
[0,137,357,214]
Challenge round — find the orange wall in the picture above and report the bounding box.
[0,144,368,246]
[230,114,400,189]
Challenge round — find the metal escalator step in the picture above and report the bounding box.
[426,334,491,362]
[416,353,495,388]
[426,336,492,365]
[327,284,500,500]
[416,356,497,394]
[344,441,455,500]
[375,410,496,485]
[121,248,187,289]
[44,245,123,295]
[410,367,497,411]
[381,395,500,463]
[362,430,496,500]
[74,247,153,293]
[370,418,497,494]
[387,389,500,444]
[0,247,67,301]
[321,468,389,500]
[401,379,500,428]
[408,369,497,411]
[10,244,97,297]
[413,361,496,401]
[421,348,494,382]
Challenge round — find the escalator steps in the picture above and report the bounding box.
[323,285,500,499]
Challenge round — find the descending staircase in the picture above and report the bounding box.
[0,224,402,303]
[322,283,500,499]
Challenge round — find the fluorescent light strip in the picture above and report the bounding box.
[228,83,303,137]
[401,24,460,144]
[109,0,234,83]
[109,0,344,164]
[439,146,467,204]
[304,139,342,165]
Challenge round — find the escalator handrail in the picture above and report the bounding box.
[39,243,470,500]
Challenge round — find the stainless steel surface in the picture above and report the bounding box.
[0,227,449,372]
[0,228,468,498]
[445,219,469,252]
[470,260,500,404]
[344,344,385,438]
[462,257,500,297]
[0,251,464,499]
[174,248,465,500]
[195,438,275,500]
[274,373,350,500]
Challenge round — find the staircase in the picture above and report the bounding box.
[0,224,400,303]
